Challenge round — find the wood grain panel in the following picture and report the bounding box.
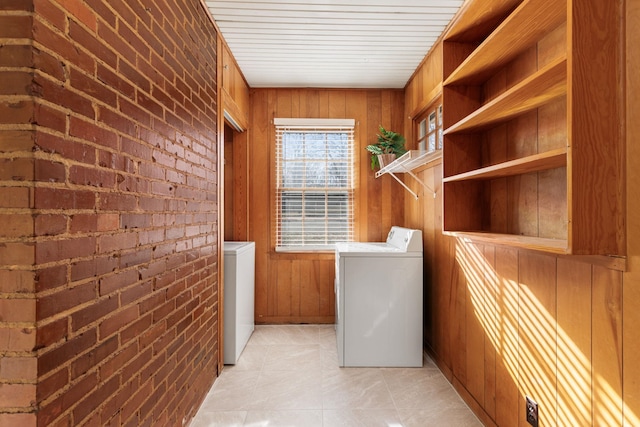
[538,167,567,240]
[366,91,383,242]
[592,265,623,426]
[556,258,592,426]
[483,245,497,420]
[451,238,467,385]
[232,130,249,241]
[290,260,302,317]
[276,259,294,317]
[494,246,519,427]
[508,173,538,237]
[465,242,486,405]
[506,111,538,161]
[250,88,271,322]
[387,91,406,229]
[517,251,557,427]
[267,254,279,317]
[318,259,335,318]
[224,126,234,240]
[299,260,320,317]
[416,167,430,343]
[406,41,443,122]
[538,22,567,69]
[505,46,537,90]
[432,163,452,370]
[624,2,640,425]
[328,91,346,118]
[221,44,250,127]
[569,0,625,255]
[407,67,422,114]
[442,41,478,81]
[506,111,538,238]
[422,42,443,99]
[345,91,367,241]
[442,180,484,232]
[537,98,567,154]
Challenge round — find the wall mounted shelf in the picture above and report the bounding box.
[375,150,441,199]
[441,0,624,255]
[444,56,567,135]
[443,148,567,182]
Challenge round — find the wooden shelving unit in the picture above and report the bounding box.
[441,0,624,255]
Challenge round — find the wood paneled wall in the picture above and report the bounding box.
[221,43,250,130]
[242,88,405,323]
[405,41,443,128]
[405,2,639,425]
[623,0,640,422]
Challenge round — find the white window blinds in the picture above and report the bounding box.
[274,118,355,251]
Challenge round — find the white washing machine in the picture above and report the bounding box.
[335,226,423,367]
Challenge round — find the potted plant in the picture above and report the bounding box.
[365,125,407,170]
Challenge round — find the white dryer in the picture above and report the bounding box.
[335,226,423,367]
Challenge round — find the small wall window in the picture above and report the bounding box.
[274,118,355,251]
[415,101,443,153]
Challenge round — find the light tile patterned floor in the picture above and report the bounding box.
[191,325,482,427]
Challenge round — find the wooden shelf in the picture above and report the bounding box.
[443,148,567,182]
[444,0,566,85]
[445,56,567,135]
[443,231,568,254]
[444,0,521,42]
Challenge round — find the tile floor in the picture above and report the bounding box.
[191,325,482,427]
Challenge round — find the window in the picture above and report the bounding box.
[415,101,443,153]
[274,118,355,251]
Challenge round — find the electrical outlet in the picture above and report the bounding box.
[526,396,539,427]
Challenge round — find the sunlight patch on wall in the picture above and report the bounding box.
[455,238,638,426]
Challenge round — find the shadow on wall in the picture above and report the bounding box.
[456,239,638,426]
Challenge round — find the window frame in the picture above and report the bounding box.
[414,100,443,154]
[273,118,356,252]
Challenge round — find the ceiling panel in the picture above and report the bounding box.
[205,0,464,88]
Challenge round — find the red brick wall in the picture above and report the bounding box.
[0,2,39,426]
[1,0,220,425]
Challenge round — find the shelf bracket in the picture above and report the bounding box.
[386,171,420,200]
[374,150,439,199]
[405,169,436,199]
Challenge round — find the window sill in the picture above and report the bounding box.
[275,246,336,254]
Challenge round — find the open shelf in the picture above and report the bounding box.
[445,56,567,135]
[443,231,568,254]
[375,150,441,199]
[444,0,566,85]
[443,148,567,182]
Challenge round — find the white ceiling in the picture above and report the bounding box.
[205,0,465,89]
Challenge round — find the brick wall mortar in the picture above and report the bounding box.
[2,0,220,425]
[0,2,39,423]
